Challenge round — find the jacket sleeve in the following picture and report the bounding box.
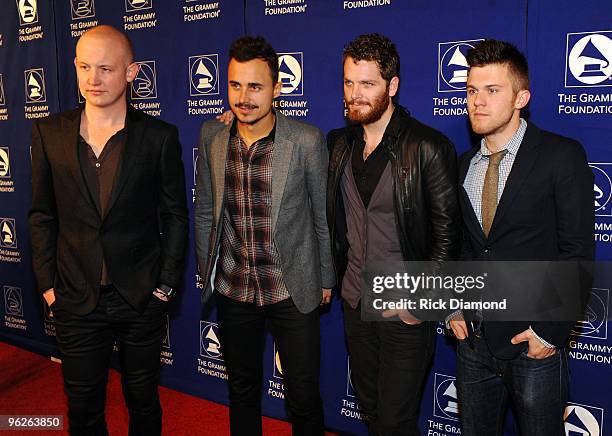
[305,130,336,288]
[157,125,189,290]
[422,139,462,262]
[194,123,216,302]
[531,139,594,347]
[27,121,58,294]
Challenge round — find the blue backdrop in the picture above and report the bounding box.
[0,1,610,435]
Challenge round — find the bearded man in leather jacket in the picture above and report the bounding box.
[327,34,461,435]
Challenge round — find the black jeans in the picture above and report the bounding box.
[52,285,167,436]
[456,334,569,436]
[343,301,436,436]
[215,293,323,436]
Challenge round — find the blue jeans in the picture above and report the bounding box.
[455,334,569,436]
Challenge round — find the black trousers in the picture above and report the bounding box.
[52,285,167,436]
[343,301,436,436]
[216,293,323,436]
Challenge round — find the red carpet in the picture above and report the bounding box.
[0,341,336,435]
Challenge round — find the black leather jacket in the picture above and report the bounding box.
[326,106,461,284]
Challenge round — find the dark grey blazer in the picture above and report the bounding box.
[194,112,335,314]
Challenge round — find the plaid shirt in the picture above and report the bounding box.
[463,118,527,227]
[214,124,290,305]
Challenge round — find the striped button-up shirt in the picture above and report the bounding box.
[463,118,527,227]
[214,123,290,306]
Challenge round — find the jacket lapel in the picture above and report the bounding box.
[459,146,485,244]
[60,109,98,213]
[270,112,293,233]
[487,123,541,241]
[210,125,230,225]
[105,107,146,217]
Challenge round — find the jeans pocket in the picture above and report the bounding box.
[520,350,558,362]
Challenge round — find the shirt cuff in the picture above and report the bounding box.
[445,310,463,330]
[529,325,555,349]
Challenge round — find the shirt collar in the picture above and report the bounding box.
[472,118,527,165]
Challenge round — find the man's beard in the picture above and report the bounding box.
[346,90,390,125]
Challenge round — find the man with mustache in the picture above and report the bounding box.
[195,36,334,435]
[327,34,461,434]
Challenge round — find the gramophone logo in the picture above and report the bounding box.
[273,342,283,379]
[590,164,612,217]
[278,52,303,96]
[0,218,17,249]
[125,0,152,12]
[199,321,223,361]
[192,148,198,185]
[564,403,603,436]
[0,147,11,179]
[572,288,609,340]
[4,286,23,317]
[433,373,460,421]
[0,74,5,106]
[162,315,170,348]
[566,31,612,87]
[16,0,38,26]
[189,54,219,96]
[24,68,46,104]
[438,40,483,92]
[346,357,356,397]
[70,0,95,19]
[130,61,157,100]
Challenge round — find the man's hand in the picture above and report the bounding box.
[449,318,469,340]
[216,111,234,126]
[152,288,170,302]
[511,328,557,359]
[320,288,332,305]
[382,308,422,325]
[43,288,55,307]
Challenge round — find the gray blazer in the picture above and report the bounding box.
[194,112,335,314]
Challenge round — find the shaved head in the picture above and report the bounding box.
[74,24,139,112]
[76,25,134,66]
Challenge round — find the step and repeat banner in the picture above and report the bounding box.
[527,2,612,436]
[1,1,610,435]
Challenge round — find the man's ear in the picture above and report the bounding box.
[273,80,282,99]
[126,62,139,83]
[514,89,531,110]
[388,76,400,98]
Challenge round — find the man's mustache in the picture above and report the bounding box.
[347,100,370,106]
[235,103,259,110]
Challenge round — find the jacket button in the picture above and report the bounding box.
[484,246,491,253]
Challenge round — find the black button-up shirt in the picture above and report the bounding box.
[78,128,126,284]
